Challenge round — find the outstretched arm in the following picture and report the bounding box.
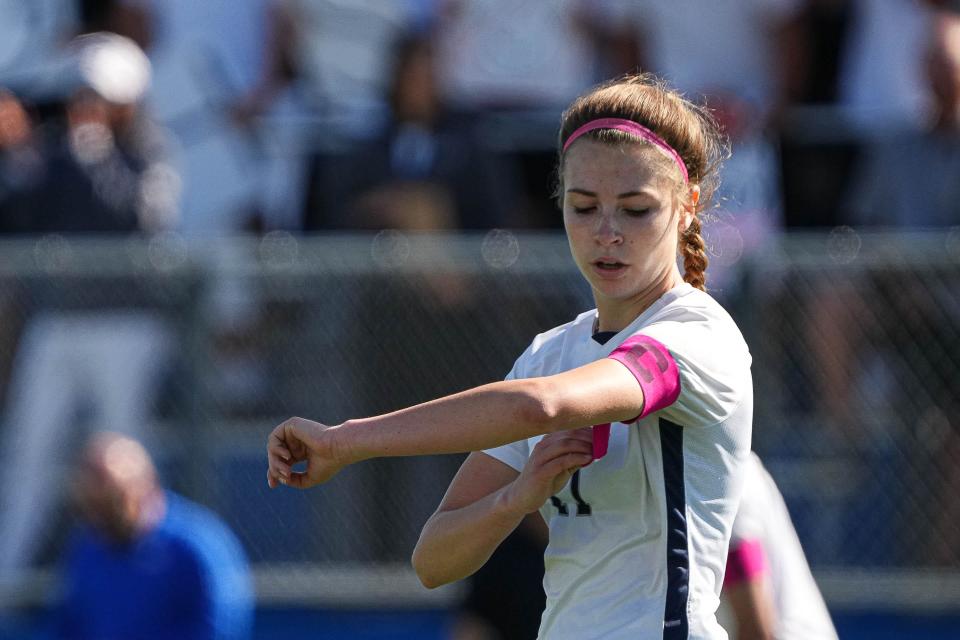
[266,358,643,489]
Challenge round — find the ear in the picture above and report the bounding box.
[679,185,700,232]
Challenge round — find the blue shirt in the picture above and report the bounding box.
[57,492,253,640]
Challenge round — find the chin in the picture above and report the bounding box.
[593,283,638,302]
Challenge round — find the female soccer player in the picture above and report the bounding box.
[266,73,753,639]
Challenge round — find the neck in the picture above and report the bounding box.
[594,265,684,332]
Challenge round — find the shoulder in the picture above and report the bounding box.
[512,309,595,377]
[161,493,248,568]
[642,286,749,356]
[530,309,595,352]
[628,286,752,426]
[650,285,738,326]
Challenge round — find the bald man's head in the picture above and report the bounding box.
[73,432,162,545]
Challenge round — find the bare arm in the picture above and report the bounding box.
[413,429,592,589]
[343,358,642,458]
[266,358,642,489]
[726,576,777,640]
[412,453,523,589]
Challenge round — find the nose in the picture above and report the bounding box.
[594,211,623,246]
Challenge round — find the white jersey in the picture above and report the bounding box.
[726,453,838,640]
[485,283,753,639]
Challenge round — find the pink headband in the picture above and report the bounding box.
[562,118,689,183]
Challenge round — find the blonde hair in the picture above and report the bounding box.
[556,74,729,291]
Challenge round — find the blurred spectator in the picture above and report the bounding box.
[722,453,837,640]
[431,1,600,228]
[232,0,422,230]
[310,33,520,230]
[87,0,276,234]
[0,0,79,92]
[836,0,934,134]
[0,311,173,583]
[599,0,801,130]
[434,0,597,113]
[780,0,855,107]
[0,33,176,583]
[5,32,179,234]
[55,432,253,639]
[774,0,861,229]
[843,8,960,227]
[239,0,416,136]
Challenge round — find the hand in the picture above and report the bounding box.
[504,428,594,515]
[266,416,346,489]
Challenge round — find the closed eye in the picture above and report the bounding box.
[624,208,651,217]
[573,206,597,214]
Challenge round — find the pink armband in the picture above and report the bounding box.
[591,336,680,460]
[609,335,681,421]
[724,538,767,587]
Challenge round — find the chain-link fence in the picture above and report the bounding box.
[740,230,960,610]
[0,230,958,611]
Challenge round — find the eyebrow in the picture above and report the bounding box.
[566,188,655,199]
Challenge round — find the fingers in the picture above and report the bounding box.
[267,423,294,489]
[266,466,282,489]
[266,417,335,490]
[537,428,593,449]
[526,435,593,489]
[267,448,290,487]
[266,458,291,488]
[542,452,593,477]
[268,427,293,462]
[532,431,593,463]
[286,471,312,489]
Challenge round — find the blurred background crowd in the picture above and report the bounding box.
[0,1,959,638]
[2,0,959,240]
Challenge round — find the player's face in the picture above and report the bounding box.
[562,140,691,323]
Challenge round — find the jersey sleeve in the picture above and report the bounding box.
[618,315,750,428]
[481,350,532,472]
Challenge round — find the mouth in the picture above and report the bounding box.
[593,259,627,271]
